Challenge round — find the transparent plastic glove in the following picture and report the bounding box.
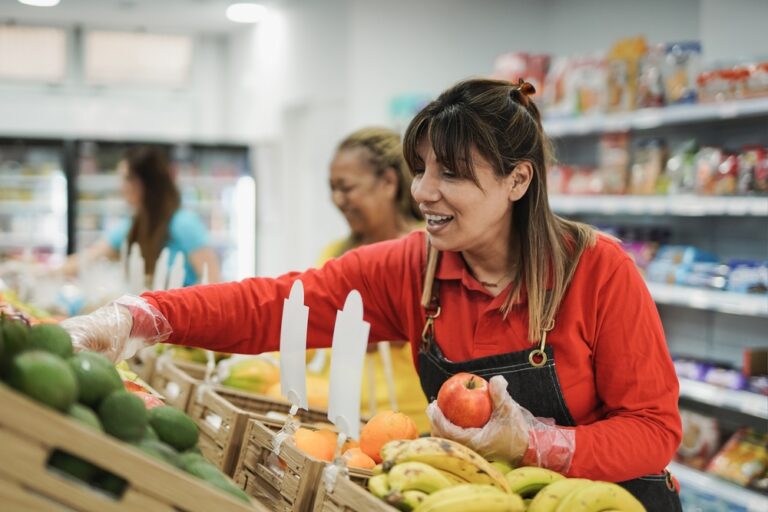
[426,375,575,473]
[60,295,172,363]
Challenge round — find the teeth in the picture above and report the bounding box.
[425,214,453,222]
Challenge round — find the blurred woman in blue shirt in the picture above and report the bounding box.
[63,146,220,286]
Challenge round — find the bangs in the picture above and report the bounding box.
[403,101,497,185]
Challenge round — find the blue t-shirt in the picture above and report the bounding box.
[106,209,209,286]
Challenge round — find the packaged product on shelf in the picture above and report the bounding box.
[742,348,768,378]
[738,145,768,194]
[695,146,739,195]
[542,56,572,117]
[621,241,659,272]
[662,41,701,104]
[564,165,601,195]
[492,51,550,95]
[646,245,719,285]
[546,164,572,195]
[629,138,667,194]
[726,260,768,294]
[571,54,609,115]
[637,43,666,108]
[605,36,647,112]
[676,409,721,470]
[665,139,698,194]
[597,132,630,194]
[706,428,768,491]
[673,356,712,381]
[703,366,749,391]
[674,262,730,290]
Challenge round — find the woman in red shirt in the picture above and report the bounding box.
[63,79,682,510]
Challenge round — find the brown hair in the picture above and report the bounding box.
[124,146,180,276]
[337,127,422,222]
[403,78,596,342]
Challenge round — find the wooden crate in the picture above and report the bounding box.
[312,470,397,512]
[187,386,330,476]
[148,359,206,412]
[126,346,158,383]
[233,419,329,512]
[0,383,269,512]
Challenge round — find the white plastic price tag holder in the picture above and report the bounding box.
[327,290,370,441]
[270,280,309,463]
[324,290,370,492]
[279,280,310,414]
[152,247,171,291]
[128,243,145,294]
[166,252,185,290]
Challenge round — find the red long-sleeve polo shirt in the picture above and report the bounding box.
[142,230,681,482]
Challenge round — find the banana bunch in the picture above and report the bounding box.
[367,437,513,511]
[367,437,646,512]
[527,478,646,512]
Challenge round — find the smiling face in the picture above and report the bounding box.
[410,139,520,259]
[329,147,396,237]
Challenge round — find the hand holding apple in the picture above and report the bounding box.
[436,372,493,428]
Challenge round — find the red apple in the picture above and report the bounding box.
[437,372,493,428]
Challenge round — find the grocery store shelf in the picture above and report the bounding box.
[0,201,57,214]
[178,175,239,186]
[668,461,768,512]
[544,97,768,137]
[77,174,119,191]
[549,195,768,217]
[77,199,128,215]
[647,282,768,317]
[0,233,67,249]
[678,378,768,420]
[0,174,58,186]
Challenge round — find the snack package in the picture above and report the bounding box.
[493,52,550,96]
[665,139,698,194]
[630,138,667,194]
[569,54,608,115]
[674,262,730,290]
[694,146,724,195]
[598,132,630,194]
[637,43,666,108]
[706,428,768,489]
[726,260,768,294]
[738,146,768,193]
[663,41,701,104]
[676,410,721,470]
[605,36,647,112]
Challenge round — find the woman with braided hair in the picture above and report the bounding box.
[61,78,682,510]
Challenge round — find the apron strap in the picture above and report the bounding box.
[420,238,441,347]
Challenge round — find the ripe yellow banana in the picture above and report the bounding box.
[385,437,510,492]
[504,467,565,498]
[388,461,458,494]
[413,484,525,512]
[527,478,593,512]
[372,464,384,475]
[367,473,391,498]
[554,481,646,512]
[490,459,514,474]
[386,489,429,512]
[381,439,412,465]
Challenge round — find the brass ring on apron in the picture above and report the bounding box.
[528,349,547,367]
[421,306,441,344]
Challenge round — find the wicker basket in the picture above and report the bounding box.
[0,383,268,512]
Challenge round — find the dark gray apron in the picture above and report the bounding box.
[417,248,682,511]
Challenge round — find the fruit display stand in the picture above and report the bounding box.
[233,418,329,512]
[0,383,267,512]
[148,359,206,412]
[187,385,329,476]
[312,468,396,512]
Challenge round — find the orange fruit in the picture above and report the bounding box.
[294,428,334,461]
[359,410,419,463]
[343,447,376,469]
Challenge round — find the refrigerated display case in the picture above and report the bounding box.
[74,140,255,283]
[0,139,68,263]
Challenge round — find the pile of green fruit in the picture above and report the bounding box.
[0,315,249,504]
